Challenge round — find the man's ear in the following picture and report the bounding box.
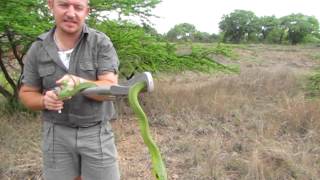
[86,6,90,16]
[48,0,53,11]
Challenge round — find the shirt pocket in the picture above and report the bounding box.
[79,60,96,80]
[38,62,56,89]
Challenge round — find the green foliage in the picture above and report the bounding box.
[219,10,259,43]
[309,52,320,61]
[266,28,284,44]
[173,45,234,73]
[92,21,234,78]
[0,73,13,93]
[280,14,319,45]
[186,43,239,73]
[0,73,37,115]
[89,0,161,22]
[258,16,280,42]
[0,0,235,109]
[0,0,52,44]
[302,34,320,44]
[214,43,236,58]
[166,23,197,42]
[0,0,52,103]
[192,32,219,43]
[165,23,219,43]
[218,10,320,45]
[306,71,320,97]
[0,97,37,116]
[0,0,161,104]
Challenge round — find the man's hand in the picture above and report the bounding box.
[56,74,82,88]
[19,85,63,111]
[43,90,64,111]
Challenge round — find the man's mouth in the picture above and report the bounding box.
[63,20,77,24]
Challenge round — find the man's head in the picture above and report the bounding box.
[48,0,89,35]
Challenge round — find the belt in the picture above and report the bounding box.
[48,120,103,129]
[69,121,103,128]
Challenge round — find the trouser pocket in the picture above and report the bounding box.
[42,121,55,168]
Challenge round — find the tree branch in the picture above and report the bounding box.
[0,47,16,96]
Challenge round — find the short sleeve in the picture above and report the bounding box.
[97,34,119,75]
[21,42,41,88]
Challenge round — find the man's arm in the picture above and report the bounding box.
[87,71,118,101]
[19,85,64,111]
[95,71,118,86]
[19,85,44,111]
[56,72,118,101]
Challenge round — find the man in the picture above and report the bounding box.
[19,0,120,179]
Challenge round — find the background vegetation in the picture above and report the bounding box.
[1,0,320,179]
[1,1,320,104]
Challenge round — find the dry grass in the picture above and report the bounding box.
[137,67,320,179]
[1,44,320,179]
[0,113,42,180]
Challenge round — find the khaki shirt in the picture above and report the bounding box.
[22,24,119,127]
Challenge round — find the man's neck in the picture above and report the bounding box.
[54,28,82,51]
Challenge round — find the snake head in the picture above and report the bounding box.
[54,80,75,100]
[54,80,96,100]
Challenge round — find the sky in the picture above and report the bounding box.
[149,0,320,34]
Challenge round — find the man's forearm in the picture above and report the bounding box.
[79,73,118,101]
[19,87,44,111]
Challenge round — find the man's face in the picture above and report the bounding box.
[48,0,89,35]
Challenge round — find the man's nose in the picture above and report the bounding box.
[65,6,76,18]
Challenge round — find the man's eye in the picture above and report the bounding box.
[58,3,69,8]
[74,5,84,11]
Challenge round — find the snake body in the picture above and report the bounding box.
[55,81,97,100]
[55,80,167,180]
[128,82,168,180]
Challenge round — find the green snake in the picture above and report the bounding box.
[55,81,168,180]
[128,82,168,180]
[55,80,97,100]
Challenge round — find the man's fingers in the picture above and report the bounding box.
[56,74,79,87]
[43,91,64,110]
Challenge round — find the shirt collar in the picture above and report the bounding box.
[38,24,89,41]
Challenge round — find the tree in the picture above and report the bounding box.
[93,20,227,79]
[89,0,161,23]
[193,32,219,43]
[0,0,162,104]
[0,0,52,102]
[257,16,280,42]
[166,23,197,42]
[219,10,259,43]
[141,22,163,40]
[280,13,319,45]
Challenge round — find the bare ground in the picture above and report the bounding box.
[1,44,320,179]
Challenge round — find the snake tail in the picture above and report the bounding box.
[128,82,168,180]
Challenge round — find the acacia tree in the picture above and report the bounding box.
[166,23,198,42]
[0,0,52,102]
[280,13,319,45]
[0,0,161,102]
[89,0,161,23]
[219,10,259,43]
[257,16,280,42]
